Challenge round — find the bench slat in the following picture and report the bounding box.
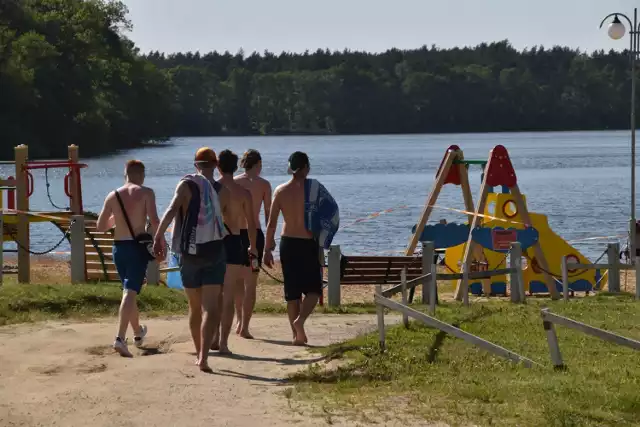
[342,262,423,269]
[341,278,404,284]
[343,268,422,276]
[345,256,421,263]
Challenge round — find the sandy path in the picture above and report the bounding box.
[0,314,403,427]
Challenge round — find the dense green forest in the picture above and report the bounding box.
[0,0,636,159]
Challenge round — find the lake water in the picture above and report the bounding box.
[0,131,634,260]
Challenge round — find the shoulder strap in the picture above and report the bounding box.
[114,190,136,239]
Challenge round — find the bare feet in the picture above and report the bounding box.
[218,344,232,355]
[197,359,213,373]
[210,337,220,351]
[235,322,242,335]
[239,329,254,339]
[292,319,307,346]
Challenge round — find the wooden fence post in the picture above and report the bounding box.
[70,215,85,284]
[509,242,523,303]
[541,308,565,369]
[422,241,434,304]
[462,266,470,306]
[636,259,640,301]
[401,267,409,328]
[561,255,569,301]
[608,243,620,293]
[376,284,386,352]
[146,260,160,286]
[327,245,341,307]
[0,213,3,285]
[429,260,437,315]
[14,144,29,283]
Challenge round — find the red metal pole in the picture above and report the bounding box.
[7,175,15,210]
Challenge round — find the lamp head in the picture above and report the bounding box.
[608,15,626,40]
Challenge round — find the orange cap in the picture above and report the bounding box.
[194,147,217,164]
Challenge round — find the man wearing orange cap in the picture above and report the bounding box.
[154,147,229,372]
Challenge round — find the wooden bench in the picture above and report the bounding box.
[326,245,432,307]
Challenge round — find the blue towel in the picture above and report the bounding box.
[304,178,339,250]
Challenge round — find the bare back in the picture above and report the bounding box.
[100,184,158,240]
[235,174,271,228]
[217,176,252,234]
[274,179,312,239]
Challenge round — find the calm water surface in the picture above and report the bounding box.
[1,131,634,260]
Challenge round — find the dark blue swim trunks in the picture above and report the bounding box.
[112,240,150,294]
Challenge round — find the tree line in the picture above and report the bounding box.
[0,0,636,160]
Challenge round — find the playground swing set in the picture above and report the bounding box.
[0,144,118,285]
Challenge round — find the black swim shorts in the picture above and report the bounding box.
[279,236,323,301]
[224,233,246,265]
[240,229,265,268]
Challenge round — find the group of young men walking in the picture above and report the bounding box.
[96,148,333,372]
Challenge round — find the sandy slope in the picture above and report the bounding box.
[0,314,413,427]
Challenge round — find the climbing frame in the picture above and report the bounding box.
[453,145,559,301]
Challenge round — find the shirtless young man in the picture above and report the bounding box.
[96,160,160,358]
[234,149,272,339]
[264,152,322,345]
[212,149,257,353]
[153,148,229,372]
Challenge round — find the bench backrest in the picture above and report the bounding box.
[340,256,424,285]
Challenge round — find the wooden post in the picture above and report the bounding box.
[422,241,435,304]
[636,259,640,300]
[146,260,160,286]
[510,242,523,303]
[561,255,569,301]
[327,245,341,307]
[455,179,491,301]
[70,215,85,284]
[14,144,29,283]
[0,212,3,285]
[541,309,564,369]
[68,145,81,214]
[401,267,409,328]
[510,184,559,299]
[429,261,437,315]
[406,150,456,255]
[376,284,386,352]
[607,243,621,293]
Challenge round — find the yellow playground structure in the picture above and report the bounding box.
[407,144,607,299]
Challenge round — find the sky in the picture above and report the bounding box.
[121,0,640,55]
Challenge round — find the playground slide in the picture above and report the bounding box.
[442,192,605,295]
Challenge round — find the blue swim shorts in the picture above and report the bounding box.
[112,240,149,294]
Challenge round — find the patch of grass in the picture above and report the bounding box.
[0,282,384,325]
[290,294,640,426]
[0,282,189,325]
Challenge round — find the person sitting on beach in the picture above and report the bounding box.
[212,149,257,354]
[153,148,228,372]
[96,160,160,358]
[263,152,339,345]
[234,149,272,339]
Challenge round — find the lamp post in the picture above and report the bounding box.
[600,10,638,263]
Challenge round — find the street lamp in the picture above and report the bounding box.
[600,10,638,264]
